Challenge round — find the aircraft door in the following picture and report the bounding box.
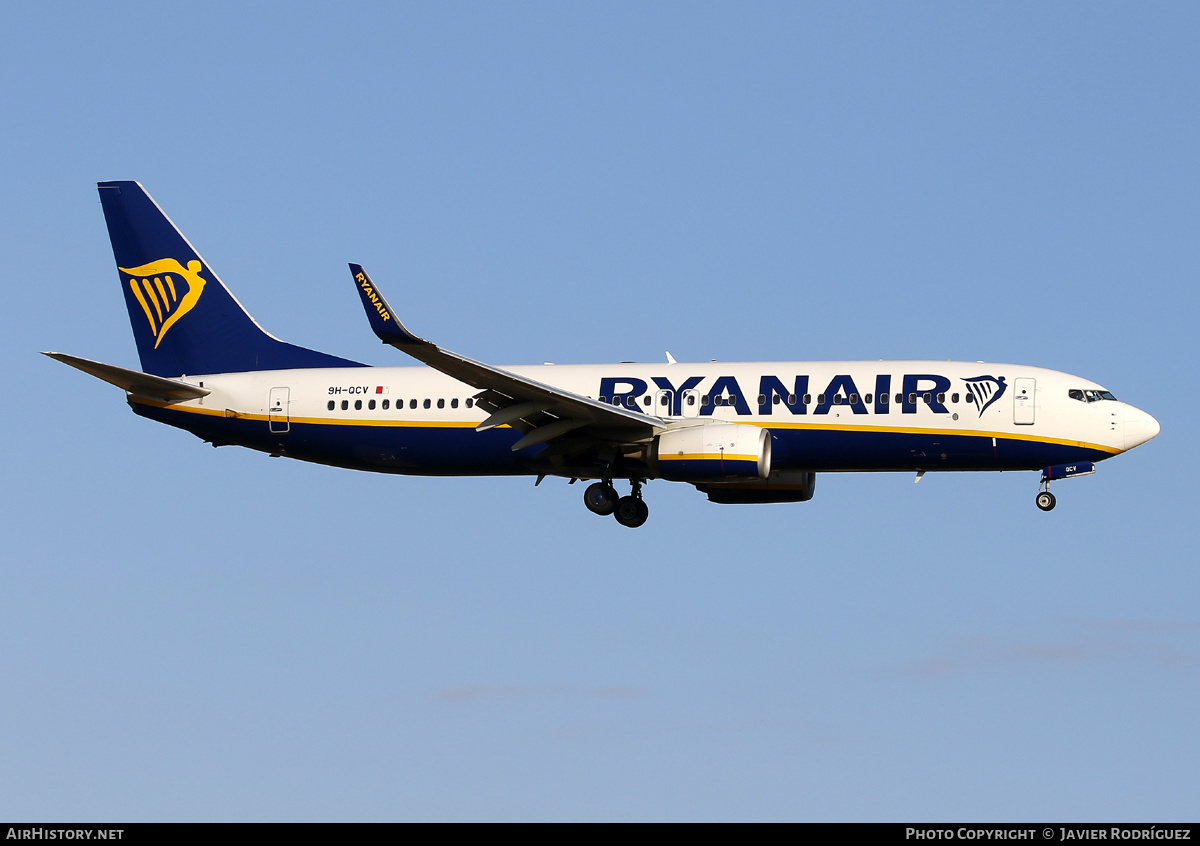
[269,386,290,433]
[682,389,701,418]
[1013,378,1035,425]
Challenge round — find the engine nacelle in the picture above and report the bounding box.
[651,423,771,483]
[696,471,817,504]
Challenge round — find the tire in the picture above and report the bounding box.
[584,482,619,516]
[1036,491,1056,512]
[614,495,649,528]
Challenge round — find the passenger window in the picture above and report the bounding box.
[437,398,445,409]
[355,399,362,410]
[424,399,431,409]
[818,394,826,404]
[341,400,349,411]
[803,394,811,405]
[599,396,608,404]
[849,393,859,405]
[966,394,975,403]
[951,393,959,403]
[369,399,376,410]
[702,395,710,406]
[645,396,652,406]
[451,398,459,408]
[787,394,796,405]
[382,399,390,410]
[833,394,842,405]
[327,400,335,411]
[880,393,889,405]
[466,398,474,408]
[410,399,417,409]
[686,395,696,406]
[773,395,781,405]
[936,393,945,403]
[758,394,767,405]
[908,393,917,404]
[896,393,903,404]
[865,393,872,404]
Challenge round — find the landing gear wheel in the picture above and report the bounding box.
[614,495,649,528]
[583,482,619,516]
[1036,491,1057,512]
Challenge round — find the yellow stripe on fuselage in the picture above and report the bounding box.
[129,399,1121,453]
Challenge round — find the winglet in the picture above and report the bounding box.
[348,264,428,347]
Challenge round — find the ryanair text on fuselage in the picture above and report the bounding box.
[597,374,1006,418]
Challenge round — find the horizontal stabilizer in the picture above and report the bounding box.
[43,352,210,403]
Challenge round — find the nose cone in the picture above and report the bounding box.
[1123,404,1160,451]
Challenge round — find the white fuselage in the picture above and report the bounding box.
[133,360,1158,478]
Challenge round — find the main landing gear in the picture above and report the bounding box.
[584,480,649,528]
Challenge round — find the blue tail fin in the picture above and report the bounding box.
[98,181,364,377]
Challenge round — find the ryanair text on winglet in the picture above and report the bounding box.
[357,272,391,322]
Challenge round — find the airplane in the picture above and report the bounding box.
[46,181,1160,527]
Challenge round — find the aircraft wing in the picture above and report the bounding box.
[43,352,211,403]
[348,264,661,450]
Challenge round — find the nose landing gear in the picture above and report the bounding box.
[1035,462,1096,511]
[583,479,649,527]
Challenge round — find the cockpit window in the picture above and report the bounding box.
[1072,388,1119,403]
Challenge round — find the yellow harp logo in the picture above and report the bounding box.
[120,258,207,348]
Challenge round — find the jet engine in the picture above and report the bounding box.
[650,423,771,483]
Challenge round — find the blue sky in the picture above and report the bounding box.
[1,2,1196,821]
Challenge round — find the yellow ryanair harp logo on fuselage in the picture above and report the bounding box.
[120,258,207,348]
